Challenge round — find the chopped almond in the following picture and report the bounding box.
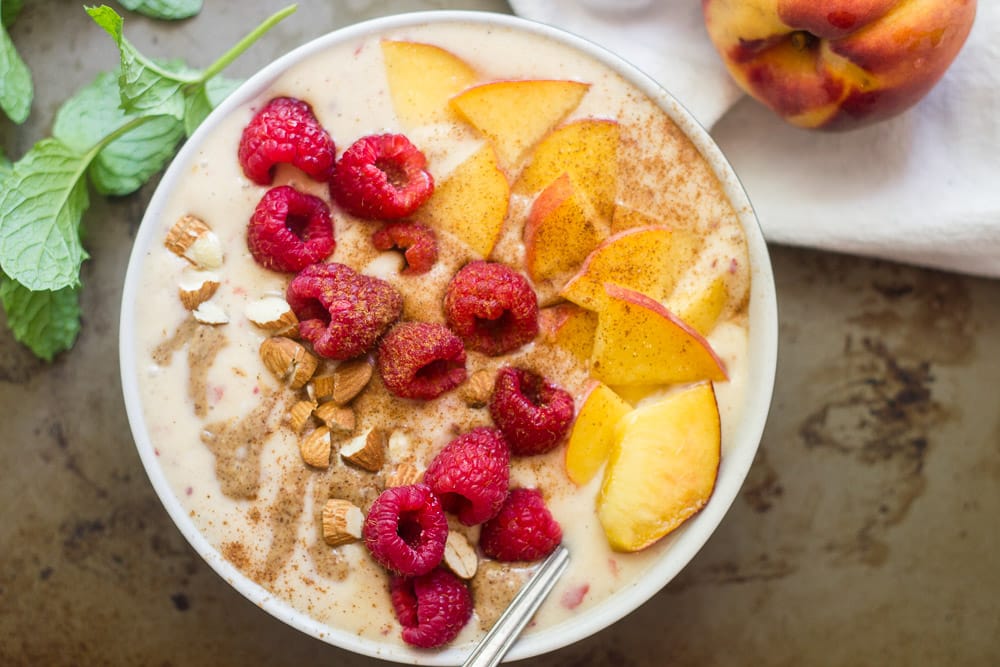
[384,462,424,488]
[259,337,317,389]
[245,296,298,337]
[330,359,373,405]
[443,531,478,579]
[178,269,220,310]
[340,427,385,472]
[165,214,223,269]
[321,499,364,547]
[287,400,317,433]
[314,403,355,436]
[192,301,229,325]
[299,426,332,469]
[459,369,494,407]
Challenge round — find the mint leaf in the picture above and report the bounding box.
[183,75,242,137]
[0,139,91,291]
[0,275,81,361]
[2,0,24,28]
[0,2,32,124]
[54,71,183,196]
[119,0,202,20]
[86,5,192,119]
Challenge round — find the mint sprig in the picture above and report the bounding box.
[0,0,32,124]
[119,0,203,21]
[0,4,296,359]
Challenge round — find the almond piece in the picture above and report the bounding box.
[287,400,317,433]
[459,369,494,408]
[165,214,224,269]
[192,300,229,325]
[387,430,412,463]
[384,462,424,488]
[340,427,385,472]
[314,403,355,436]
[178,269,220,310]
[311,374,336,402]
[245,296,298,337]
[443,531,478,579]
[321,499,364,547]
[300,426,331,469]
[259,337,317,389]
[330,359,373,405]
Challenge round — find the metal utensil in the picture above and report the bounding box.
[462,545,570,667]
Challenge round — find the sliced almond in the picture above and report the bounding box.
[287,399,317,433]
[299,426,331,469]
[165,214,223,269]
[314,403,355,436]
[384,462,424,488]
[178,269,220,310]
[192,300,229,325]
[340,427,385,472]
[443,531,478,579]
[245,296,298,336]
[321,499,364,547]
[259,336,317,389]
[459,369,494,408]
[330,359,373,405]
[311,374,336,402]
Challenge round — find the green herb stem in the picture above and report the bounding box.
[197,4,296,84]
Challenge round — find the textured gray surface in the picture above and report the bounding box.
[1,1,999,665]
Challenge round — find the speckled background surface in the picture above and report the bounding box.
[1,1,999,665]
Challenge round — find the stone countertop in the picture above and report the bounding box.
[2,1,999,665]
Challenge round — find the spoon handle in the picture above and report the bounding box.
[462,545,571,667]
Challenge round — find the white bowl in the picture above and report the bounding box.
[120,10,777,665]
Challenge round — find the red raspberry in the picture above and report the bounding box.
[377,322,467,400]
[489,367,574,456]
[238,97,335,185]
[424,427,510,526]
[286,262,402,360]
[363,484,448,577]
[330,133,434,220]
[479,488,562,562]
[371,222,438,275]
[443,261,539,356]
[390,568,473,648]
[246,185,335,272]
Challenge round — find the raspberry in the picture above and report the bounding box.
[377,322,467,400]
[330,134,434,220]
[246,186,335,272]
[489,367,574,456]
[363,484,448,577]
[371,222,438,275]
[443,261,539,356]
[390,568,473,648]
[238,97,335,185]
[479,488,562,562]
[286,262,402,360]
[424,427,510,526]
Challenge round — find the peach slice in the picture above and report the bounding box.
[564,380,631,486]
[381,40,478,127]
[590,283,727,386]
[524,174,602,283]
[597,382,721,552]
[538,303,598,366]
[420,144,509,258]
[668,275,728,337]
[560,226,701,311]
[515,119,619,221]
[450,79,590,169]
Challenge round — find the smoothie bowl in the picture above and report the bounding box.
[120,10,777,664]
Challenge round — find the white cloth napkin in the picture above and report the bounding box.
[509,1,1000,279]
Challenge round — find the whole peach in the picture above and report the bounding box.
[702,0,977,130]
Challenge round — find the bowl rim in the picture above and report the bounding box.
[119,9,777,665]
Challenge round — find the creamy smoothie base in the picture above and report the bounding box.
[132,20,751,649]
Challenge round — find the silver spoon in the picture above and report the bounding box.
[462,545,571,667]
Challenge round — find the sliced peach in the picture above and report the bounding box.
[420,144,509,258]
[590,283,727,386]
[560,226,701,311]
[564,380,632,486]
[524,174,602,283]
[538,303,598,365]
[668,275,728,337]
[597,382,721,551]
[381,40,478,127]
[450,79,589,169]
[515,119,619,221]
